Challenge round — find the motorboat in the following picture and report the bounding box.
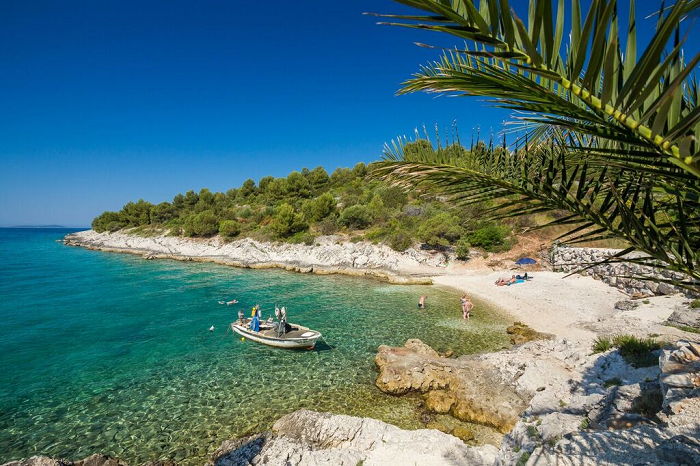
[230,316,322,350]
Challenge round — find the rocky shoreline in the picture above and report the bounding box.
[63,230,450,284]
[10,338,699,466]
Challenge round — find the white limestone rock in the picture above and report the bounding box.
[209,409,497,466]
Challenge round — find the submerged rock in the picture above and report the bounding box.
[506,322,554,345]
[2,456,131,466]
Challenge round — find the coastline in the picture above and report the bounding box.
[63,230,444,285]
[64,229,692,343]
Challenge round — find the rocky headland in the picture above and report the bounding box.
[63,230,448,284]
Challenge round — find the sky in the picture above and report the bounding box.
[0,0,696,226]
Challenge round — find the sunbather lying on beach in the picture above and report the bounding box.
[495,276,518,286]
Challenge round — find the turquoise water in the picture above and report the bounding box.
[0,228,511,464]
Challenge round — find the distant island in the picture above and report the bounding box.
[8,225,69,229]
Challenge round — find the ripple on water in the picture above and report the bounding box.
[0,230,512,465]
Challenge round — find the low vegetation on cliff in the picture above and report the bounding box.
[91,161,512,253]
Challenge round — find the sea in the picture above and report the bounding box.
[0,228,511,464]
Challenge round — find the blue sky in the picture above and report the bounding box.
[0,0,695,226]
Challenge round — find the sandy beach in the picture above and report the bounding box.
[433,269,692,343]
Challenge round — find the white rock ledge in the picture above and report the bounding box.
[208,409,498,466]
[64,230,451,284]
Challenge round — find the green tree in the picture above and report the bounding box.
[467,223,510,252]
[271,203,308,237]
[92,211,126,232]
[330,167,354,186]
[455,239,471,260]
[183,190,199,209]
[266,178,288,200]
[191,211,219,236]
[367,193,385,220]
[198,188,214,206]
[172,194,185,210]
[306,192,337,221]
[258,176,274,194]
[150,202,175,224]
[286,171,312,198]
[239,179,257,198]
[351,162,367,179]
[377,186,407,209]
[120,199,153,226]
[307,166,330,190]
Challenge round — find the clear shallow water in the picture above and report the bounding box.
[0,228,511,464]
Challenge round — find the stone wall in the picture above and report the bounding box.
[551,245,697,297]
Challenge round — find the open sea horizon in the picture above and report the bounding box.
[0,228,511,464]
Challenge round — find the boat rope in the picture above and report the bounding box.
[320,334,335,351]
[222,324,232,340]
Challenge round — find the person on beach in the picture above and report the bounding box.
[418,295,427,309]
[495,276,518,286]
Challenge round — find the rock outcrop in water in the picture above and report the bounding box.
[64,230,449,284]
[375,339,527,432]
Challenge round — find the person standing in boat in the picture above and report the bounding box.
[250,308,260,332]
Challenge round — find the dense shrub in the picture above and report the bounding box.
[455,239,471,259]
[219,220,241,238]
[191,211,219,236]
[467,223,510,251]
[377,186,408,209]
[304,192,337,221]
[338,205,373,229]
[417,212,463,248]
[315,217,339,235]
[388,231,413,252]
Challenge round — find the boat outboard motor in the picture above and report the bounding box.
[238,310,244,322]
[275,306,288,337]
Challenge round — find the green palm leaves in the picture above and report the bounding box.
[371,0,700,288]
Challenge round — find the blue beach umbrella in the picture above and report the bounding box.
[515,257,537,265]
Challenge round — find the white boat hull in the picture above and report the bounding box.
[231,323,321,349]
